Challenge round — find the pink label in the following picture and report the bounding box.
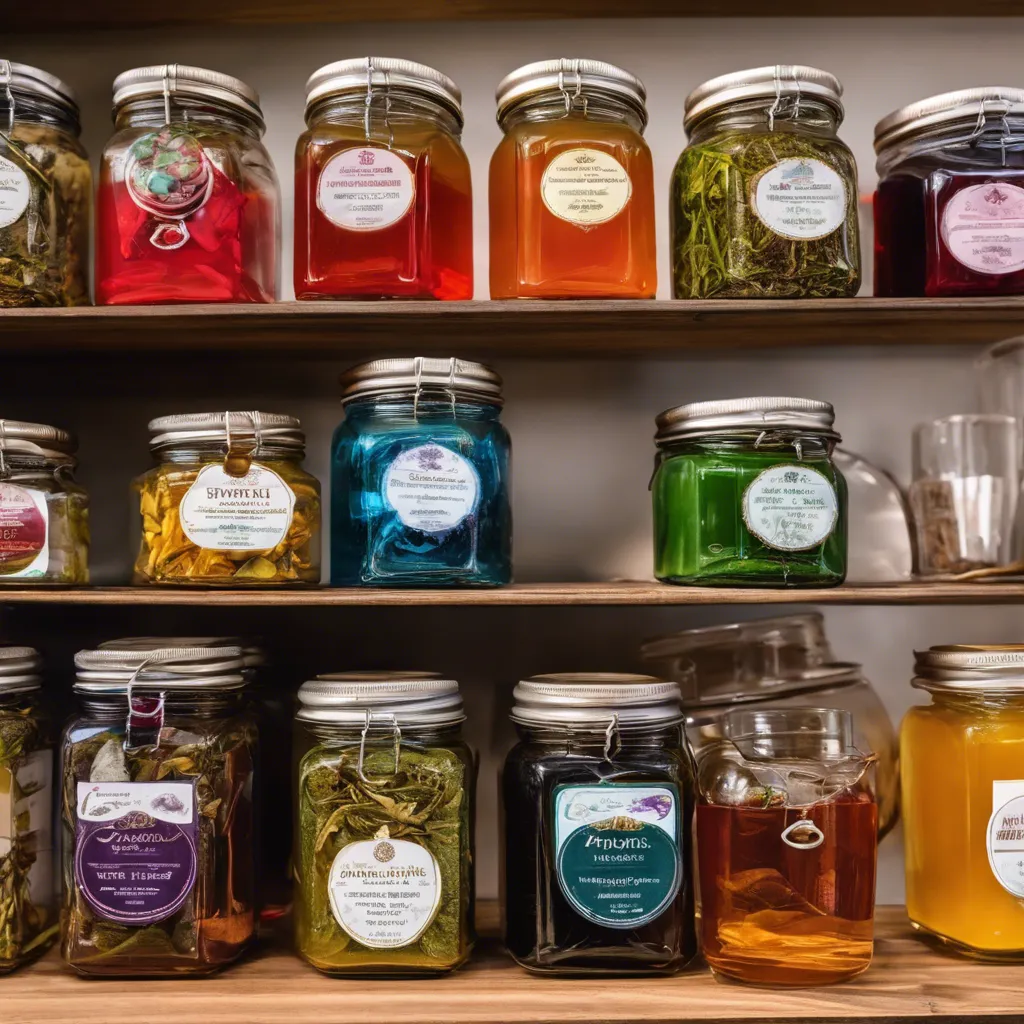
[317,147,415,231]
[941,182,1024,275]
[0,483,46,569]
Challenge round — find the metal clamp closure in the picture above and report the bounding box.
[125,656,167,752]
[223,410,263,476]
[767,64,801,132]
[0,60,14,135]
[364,58,395,148]
[357,710,402,783]
[557,58,586,117]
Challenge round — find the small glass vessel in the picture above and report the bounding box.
[0,646,57,973]
[0,61,90,307]
[696,707,878,986]
[902,645,1024,960]
[652,397,848,587]
[331,358,512,587]
[672,65,860,299]
[96,64,279,305]
[0,419,88,583]
[61,644,258,976]
[296,57,472,300]
[294,673,475,975]
[490,59,656,299]
[133,411,321,586]
[502,674,697,974]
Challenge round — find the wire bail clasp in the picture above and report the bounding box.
[767,64,801,132]
[603,713,621,761]
[357,710,402,783]
[125,655,166,752]
[223,410,263,477]
[557,58,586,117]
[0,60,15,136]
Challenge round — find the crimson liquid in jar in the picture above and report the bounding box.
[875,88,1024,297]
[296,58,473,300]
[96,64,280,305]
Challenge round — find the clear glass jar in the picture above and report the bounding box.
[490,59,656,299]
[672,66,860,299]
[331,358,512,586]
[133,412,321,586]
[0,646,57,973]
[0,61,90,307]
[61,645,258,976]
[294,673,475,975]
[695,708,877,985]
[96,64,280,305]
[652,398,847,587]
[902,645,1024,960]
[502,674,697,975]
[0,419,88,584]
[875,89,1024,298]
[296,58,472,300]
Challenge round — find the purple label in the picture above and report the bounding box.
[74,781,198,925]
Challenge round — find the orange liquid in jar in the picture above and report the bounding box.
[489,115,656,299]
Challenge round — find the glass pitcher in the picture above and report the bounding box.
[694,707,878,986]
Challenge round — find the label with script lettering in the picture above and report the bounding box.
[74,781,198,925]
[751,157,847,241]
[988,780,1024,897]
[742,464,839,552]
[384,444,479,534]
[179,463,295,551]
[0,155,30,229]
[317,146,415,231]
[541,148,632,227]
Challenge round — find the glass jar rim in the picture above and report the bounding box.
[655,397,838,445]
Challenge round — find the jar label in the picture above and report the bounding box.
[317,147,416,231]
[751,157,847,241]
[327,832,442,948]
[742,465,838,551]
[941,182,1024,275]
[384,444,479,534]
[552,783,681,930]
[0,155,30,229]
[0,483,49,578]
[179,463,295,552]
[0,750,53,909]
[987,781,1024,897]
[74,781,198,926]
[541,148,632,227]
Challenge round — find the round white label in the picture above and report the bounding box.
[988,793,1024,897]
[317,147,415,231]
[742,465,839,552]
[541,148,632,227]
[941,182,1024,275]
[0,155,30,230]
[328,836,441,949]
[179,463,295,552]
[384,444,479,534]
[751,157,847,241]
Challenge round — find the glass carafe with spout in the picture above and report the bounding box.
[695,708,878,986]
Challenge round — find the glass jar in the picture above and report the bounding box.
[294,673,475,975]
[652,397,848,587]
[875,88,1024,298]
[902,645,1024,960]
[672,65,860,299]
[0,419,89,584]
[695,708,877,985]
[642,614,899,838]
[0,646,57,973]
[133,411,321,586]
[96,64,279,305]
[0,61,89,307]
[296,58,472,301]
[502,674,697,974]
[61,645,258,976]
[490,59,656,299]
[331,358,512,587]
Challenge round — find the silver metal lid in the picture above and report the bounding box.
[305,57,462,124]
[100,636,264,669]
[875,88,1024,154]
[340,357,503,405]
[147,411,304,452]
[297,673,464,727]
[496,58,647,128]
[512,673,683,728]
[74,645,247,693]
[1,61,79,118]
[0,418,77,461]
[0,645,41,692]
[685,65,844,133]
[914,645,1024,693]
[112,64,263,126]
[656,397,838,444]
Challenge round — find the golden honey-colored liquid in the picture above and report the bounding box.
[902,695,1024,958]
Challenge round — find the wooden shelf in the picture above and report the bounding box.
[2,298,1024,357]
[8,907,1022,1023]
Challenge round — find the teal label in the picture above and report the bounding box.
[552,783,681,930]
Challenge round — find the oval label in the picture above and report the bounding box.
[0,154,30,229]
[317,147,415,231]
[742,464,839,552]
[751,157,847,241]
[988,786,1024,897]
[541,148,632,227]
[0,483,48,576]
[941,182,1024,276]
[384,444,479,534]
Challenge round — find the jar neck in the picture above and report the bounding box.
[877,115,1024,176]
[688,98,841,145]
[153,441,303,465]
[515,721,684,751]
[1,92,79,136]
[0,689,38,713]
[930,689,1024,712]
[307,90,462,139]
[114,97,264,139]
[657,432,836,460]
[343,393,503,422]
[0,453,75,482]
[302,720,463,747]
[76,690,246,719]
[500,93,646,135]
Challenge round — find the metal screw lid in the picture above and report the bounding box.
[496,58,648,129]
[655,397,839,445]
[913,644,1024,693]
[147,411,304,452]
[305,57,462,125]
[512,673,683,727]
[339,357,503,405]
[112,64,263,127]
[0,645,41,693]
[297,673,464,727]
[100,636,265,669]
[74,645,248,693]
[684,65,844,134]
[0,61,79,121]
